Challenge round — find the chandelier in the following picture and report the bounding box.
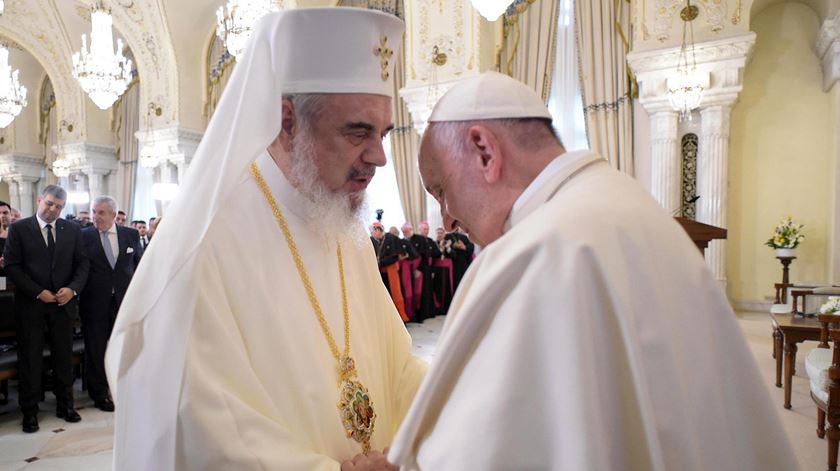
[0,45,27,128]
[470,0,514,21]
[72,4,133,110]
[52,158,71,178]
[667,1,704,121]
[216,0,280,61]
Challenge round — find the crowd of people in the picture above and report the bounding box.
[0,186,144,433]
[371,221,474,323]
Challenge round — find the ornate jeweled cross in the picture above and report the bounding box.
[373,34,393,81]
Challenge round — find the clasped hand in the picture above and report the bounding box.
[39,288,74,306]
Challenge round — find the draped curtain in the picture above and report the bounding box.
[498,0,561,102]
[574,0,634,174]
[547,0,589,151]
[205,35,235,121]
[113,80,140,218]
[38,78,57,186]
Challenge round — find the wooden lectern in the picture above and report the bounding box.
[675,217,727,257]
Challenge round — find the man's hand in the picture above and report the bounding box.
[0,255,4,269]
[38,290,57,303]
[414,269,422,279]
[454,240,466,250]
[55,287,75,306]
[398,254,408,261]
[340,451,398,471]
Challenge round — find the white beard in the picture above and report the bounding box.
[288,129,370,248]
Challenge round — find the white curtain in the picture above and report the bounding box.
[114,80,140,217]
[575,0,634,173]
[498,0,561,102]
[367,134,407,229]
[548,0,588,151]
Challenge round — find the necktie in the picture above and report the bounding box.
[102,231,116,268]
[45,224,55,256]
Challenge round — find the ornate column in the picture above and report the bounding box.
[54,142,118,206]
[0,154,46,217]
[6,180,19,211]
[648,110,681,213]
[629,34,755,292]
[136,126,202,181]
[697,104,733,288]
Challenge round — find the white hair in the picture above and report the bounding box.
[92,195,118,214]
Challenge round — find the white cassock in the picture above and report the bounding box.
[389,150,798,471]
[108,152,426,470]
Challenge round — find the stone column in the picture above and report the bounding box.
[0,154,47,217]
[697,105,733,289]
[83,170,106,202]
[6,180,19,214]
[648,111,681,213]
[15,177,38,217]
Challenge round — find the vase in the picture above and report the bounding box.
[775,248,796,258]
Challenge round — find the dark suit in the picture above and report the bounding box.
[3,216,89,414]
[446,232,474,293]
[80,225,142,401]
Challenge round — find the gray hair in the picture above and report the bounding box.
[41,184,67,201]
[284,94,328,132]
[92,195,118,214]
[429,118,562,156]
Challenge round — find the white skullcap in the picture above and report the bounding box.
[428,71,552,122]
[275,7,404,96]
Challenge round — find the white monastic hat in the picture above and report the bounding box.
[428,71,552,122]
[274,8,404,96]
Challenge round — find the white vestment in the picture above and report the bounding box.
[108,153,426,470]
[388,150,797,470]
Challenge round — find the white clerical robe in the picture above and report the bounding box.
[388,150,798,470]
[108,152,426,470]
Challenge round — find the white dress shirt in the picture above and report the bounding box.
[36,214,56,246]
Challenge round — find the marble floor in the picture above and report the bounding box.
[0,313,825,470]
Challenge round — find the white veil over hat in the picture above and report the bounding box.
[105,7,404,464]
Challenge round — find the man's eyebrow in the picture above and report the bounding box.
[342,122,374,131]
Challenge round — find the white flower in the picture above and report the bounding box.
[821,297,840,315]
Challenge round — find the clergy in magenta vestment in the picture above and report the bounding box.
[105,9,425,471]
[388,72,798,471]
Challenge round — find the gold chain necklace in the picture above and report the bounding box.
[250,162,376,453]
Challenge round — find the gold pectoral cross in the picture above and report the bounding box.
[373,34,393,81]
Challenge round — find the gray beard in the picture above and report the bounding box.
[288,129,369,248]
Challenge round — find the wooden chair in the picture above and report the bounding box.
[794,287,840,316]
[807,315,840,470]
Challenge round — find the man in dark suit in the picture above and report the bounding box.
[3,185,89,433]
[80,196,142,412]
[131,220,150,250]
[445,228,474,293]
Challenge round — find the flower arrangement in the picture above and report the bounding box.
[765,217,805,249]
[820,297,840,315]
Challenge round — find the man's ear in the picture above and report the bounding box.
[277,98,298,150]
[466,124,503,184]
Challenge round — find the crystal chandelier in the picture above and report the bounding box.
[470,0,514,21]
[667,1,704,121]
[52,158,71,178]
[72,4,133,110]
[0,45,27,128]
[216,0,280,61]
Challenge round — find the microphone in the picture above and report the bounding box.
[672,195,700,217]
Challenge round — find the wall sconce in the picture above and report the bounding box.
[431,45,447,66]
